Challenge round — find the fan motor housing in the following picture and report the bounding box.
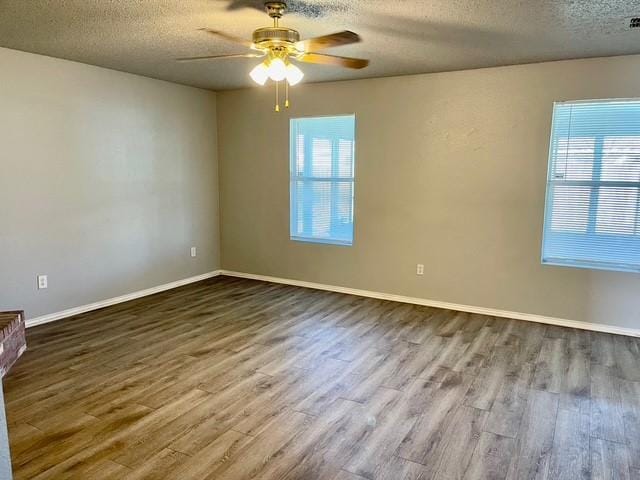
[253,27,300,46]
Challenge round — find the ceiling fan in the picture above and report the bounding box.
[178,1,369,111]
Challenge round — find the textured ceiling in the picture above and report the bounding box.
[1,0,640,91]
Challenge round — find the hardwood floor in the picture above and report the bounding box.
[4,275,640,480]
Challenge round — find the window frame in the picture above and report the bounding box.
[541,99,640,273]
[289,113,357,247]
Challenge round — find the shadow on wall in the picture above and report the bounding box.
[215,0,352,18]
[214,0,516,49]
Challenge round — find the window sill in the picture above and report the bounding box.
[290,236,353,247]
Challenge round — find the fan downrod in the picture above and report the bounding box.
[265,1,287,19]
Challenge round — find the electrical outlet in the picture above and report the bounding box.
[190,247,197,258]
[37,275,48,289]
[416,264,424,276]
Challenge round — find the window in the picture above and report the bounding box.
[290,115,356,245]
[542,99,640,272]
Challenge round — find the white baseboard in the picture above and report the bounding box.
[25,268,640,338]
[219,270,640,338]
[26,271,222,328]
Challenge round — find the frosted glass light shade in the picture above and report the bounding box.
[250,63,269,85]
[286,63,304,85]
[267,58,287,81]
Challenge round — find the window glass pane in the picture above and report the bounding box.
[311,181,331,237]
[296,134,305,176]
[338,140,354,178]
[595,187,639,235]
[550,185,590,233]
[601,136,640,182]
[312,138,332,177]
[336,181,354,225]
[553,138,594,180]
[295,180,304,235]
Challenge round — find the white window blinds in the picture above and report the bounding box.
[542,100,640,272]
[290,115,356,246]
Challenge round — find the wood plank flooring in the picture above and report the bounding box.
[4,276,640,480]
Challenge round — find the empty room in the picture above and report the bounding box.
[1,1,640,479]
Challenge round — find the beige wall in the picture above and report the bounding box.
[2,46,639,330]
[218,55,640,330]
[0,47,220,319]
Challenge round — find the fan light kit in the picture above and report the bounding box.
[249,58,303,86]
[178,1,369,111]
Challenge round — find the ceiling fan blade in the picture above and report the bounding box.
[177,53,263,62]
[295,31,361,52]
[199,28,255,48]
[296,53,369,69]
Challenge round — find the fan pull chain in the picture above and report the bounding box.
[275,81,280,112]
[285,81,290,108]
